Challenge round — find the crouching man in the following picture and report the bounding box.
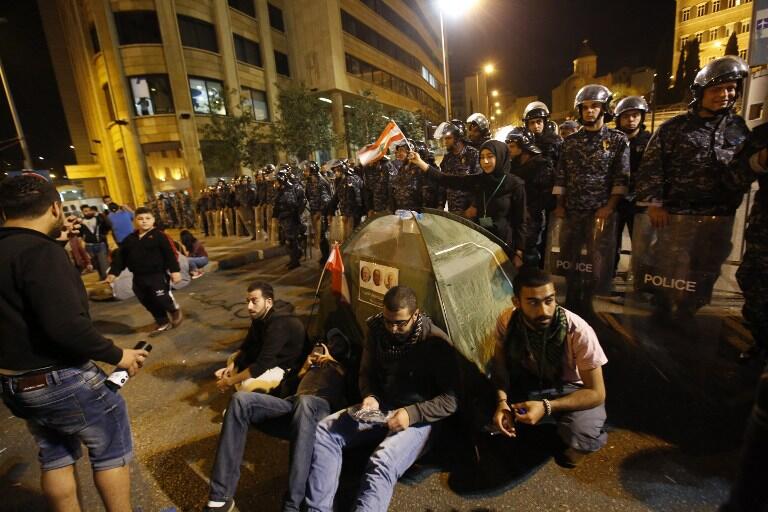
[305,286,459,511]
[491,268,608,468]
[204,332,350,512]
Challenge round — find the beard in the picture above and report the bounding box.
[524,311,553,331]
[47,210,65,239]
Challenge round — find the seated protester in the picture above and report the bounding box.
[305,286,459,512]
[491,268,608,468]
[204,333,350,512]
[180,229,209,279]
[215,281,305,394]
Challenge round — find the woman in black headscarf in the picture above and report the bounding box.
[409,139,528,267]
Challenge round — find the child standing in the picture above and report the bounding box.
[106,207,182,335]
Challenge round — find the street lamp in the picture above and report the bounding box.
[475,62,495,116]
[491,90,499,97]
[437,0,480,120]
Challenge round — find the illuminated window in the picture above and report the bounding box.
[189,77,226,115]
[128,75,174,116]
[242,87,269,121]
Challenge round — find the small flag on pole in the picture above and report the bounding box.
[355,120,406,166]
[325,242,350,303]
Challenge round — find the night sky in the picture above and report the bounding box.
[0,1,676,174]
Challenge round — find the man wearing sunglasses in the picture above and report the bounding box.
[305,286,459,512]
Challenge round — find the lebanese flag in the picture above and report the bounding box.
[325,242,350,303]
[355,120,406,166]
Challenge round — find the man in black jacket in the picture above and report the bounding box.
[0,174,148,512]
[214,282,305,393]
[204,329,348,512]
[79,204,112,280]
[106,207,182,335]
[305,286,459,512]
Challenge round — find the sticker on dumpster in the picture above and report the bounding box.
[358,261,399,307]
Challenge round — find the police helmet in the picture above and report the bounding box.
[450,118,467,139]
[545,120,559,136]
[302,160,320,174]
[574,84,614,121]
[433,121,462,141]
[264,163,277,173]
[522,101,551,123]
[690,55,749,104]
[412,140,431,161]
[276,168,292,186]
[614,96,649,118]
[505,127,542,154]
[466,113,490,135]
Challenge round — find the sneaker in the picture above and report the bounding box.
[202,499,235,512]
[191,270,205,280]
[170,308,183,327]
[555,447,589,469]
[149,323,172,337]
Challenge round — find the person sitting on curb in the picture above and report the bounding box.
[204,330,351,512]
[491,267,608,468]
[215,281,305,394]
[305,286,459,512]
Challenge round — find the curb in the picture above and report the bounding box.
[215,244,287,270]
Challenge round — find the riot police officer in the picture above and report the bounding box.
[328,159,364,240]
[390,139,424,212]
[635,56,751,318]
[507,127,555,266]
[273,168,305,269]
[416,141,442,209]
[235,176,257,239]
[362,155,393,216]
[466,113,491,149]
[553,84,630,313]
[301,160,333,250]
[613,95,652,273]
[434,120,479,216]
[559,120,580,138]
[522,101,563,169]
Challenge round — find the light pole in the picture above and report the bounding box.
[437,0,480,120]
[475,63,495,115]
[0,18,33,170]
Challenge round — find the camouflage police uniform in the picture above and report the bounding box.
[440,144,479,215]
[273,181,305,267]
[363,158,393,215]
[331,172,364,239]
[534,131,563,171]
[614,128,652,271]
[510,153,555,264]
[553,125,630,307]
[235,180,256,238]
[635,111,750,312]
[390,161,423,212]
[305,172,333,249]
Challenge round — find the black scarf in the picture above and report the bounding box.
[505,305,568,391]
[370,312,425,365]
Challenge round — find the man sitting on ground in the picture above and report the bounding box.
[215,281,305,394]
[204,331,350,512]
[305,286,459,512]
[491,268,608,468]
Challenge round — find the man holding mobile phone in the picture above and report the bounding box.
[0,174,148,512]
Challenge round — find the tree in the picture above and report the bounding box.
[653,39,673,105]
[199,93,263,177]
[672,46,687,102]
[725,31,739,56]
[683,39,701,103]
[391,109,427,141]
[344,89,387,150]
[271,82,337,161]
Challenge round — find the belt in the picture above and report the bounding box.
[0,363,89,394]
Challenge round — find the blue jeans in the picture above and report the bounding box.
[0,362,133,471]
[188,256,209,272]
[305,408,433,512]
[85,241,109,280]
[209,392,332,511]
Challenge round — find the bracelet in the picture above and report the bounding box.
[542,399,552,416]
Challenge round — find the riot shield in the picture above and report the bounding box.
[545,212,618,307]
[630,213,734,315]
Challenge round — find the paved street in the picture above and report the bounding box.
[0,236,762,512]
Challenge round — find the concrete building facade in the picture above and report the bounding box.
[39,0,444,207]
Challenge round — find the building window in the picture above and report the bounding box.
[726,23,735,36]
[274,50,290,76]
[713,0,721,11]
[697,3,707,16]
[421,65,437,89]
[189,77,226,115]
[178,15,218,53]
[89,24,100,53]
[680,35,689,49]
[341,11,422,72]
[709,27,719,41]
[233,34,262,66]
[114,11,162,45]
[681,7,690,21]
[268,3,285,32]
[242,87,269,121]
[228,0,255,17]
[727,0,737,7]
[740,49,748,60]
[128,75,174,116]
[695,31,704,42]
[102,83,116,121]
[741,20,751,33]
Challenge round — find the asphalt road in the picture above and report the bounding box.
[0,254,762,512]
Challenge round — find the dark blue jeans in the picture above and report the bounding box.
[209,391,332,511]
